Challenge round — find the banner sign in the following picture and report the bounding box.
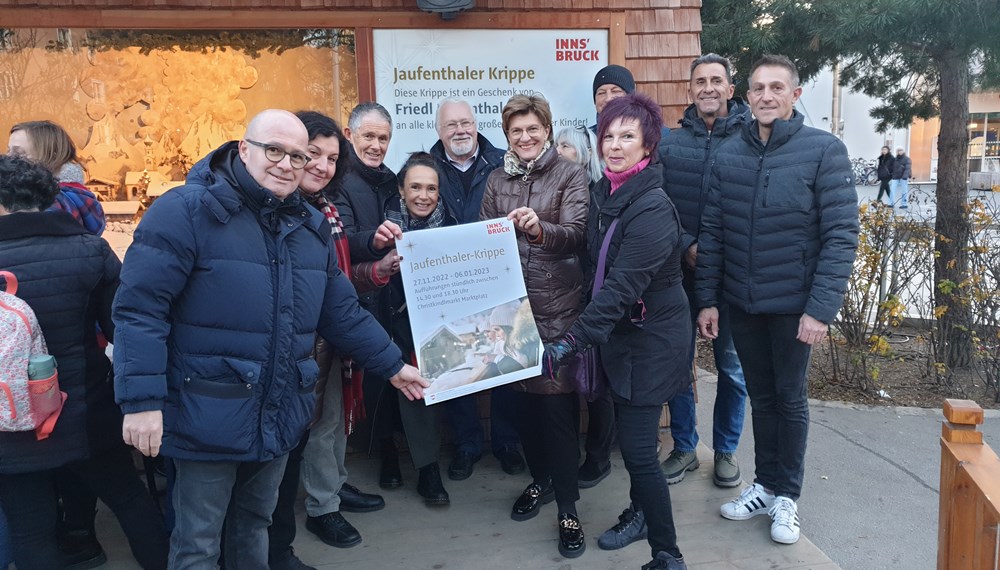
[373,28,610,170]
[397,218,543,404]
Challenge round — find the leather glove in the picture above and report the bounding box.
[541,334,579,380]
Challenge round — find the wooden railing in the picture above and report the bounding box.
[939,399,1000,569]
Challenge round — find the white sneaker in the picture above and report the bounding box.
[720,483,775,521]
[769,496,801,544]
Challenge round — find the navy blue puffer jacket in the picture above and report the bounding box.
[113,143,403,462]
[660,98,750,255]
[695,112,859,324]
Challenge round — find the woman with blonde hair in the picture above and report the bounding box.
[481,93,591,559]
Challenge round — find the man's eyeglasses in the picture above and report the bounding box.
[441,120,475,133]
[244,139,311,169]
[507,125,544,139]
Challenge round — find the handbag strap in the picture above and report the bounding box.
[593,218,620,296]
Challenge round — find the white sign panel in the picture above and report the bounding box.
[374,28,610,171]
[398,218,543,404]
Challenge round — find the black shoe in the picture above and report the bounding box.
[641,551,687,569]
[557,512,586,559]
[59,526,107,570]
[338,482,386,513]
[511,481,555,521]
[269,547,317,570]
[379,442,403,489]
[417,463,450,506]
[448,451,481,481]
[495,446,526,475]
[597,503,647,550]
[577,458,611,489]
[305,512,362,548]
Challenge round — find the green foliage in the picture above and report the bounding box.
[41,29,356,58]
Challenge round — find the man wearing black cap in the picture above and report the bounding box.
[590,64,636,134]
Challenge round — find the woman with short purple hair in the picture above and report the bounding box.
[541,93,691,570]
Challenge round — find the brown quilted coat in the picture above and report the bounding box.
[480,148,590,394]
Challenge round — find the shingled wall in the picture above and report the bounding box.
[0,0,701,125]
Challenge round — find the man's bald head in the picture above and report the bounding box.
[239,109,310,199]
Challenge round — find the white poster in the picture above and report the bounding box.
[374,28,610,170]
[398,218,542,404]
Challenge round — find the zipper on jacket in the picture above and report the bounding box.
[261,231,283,459]
[761,169,771,206]
[748,154,765,308]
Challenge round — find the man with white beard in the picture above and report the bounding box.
[428,98,525,481]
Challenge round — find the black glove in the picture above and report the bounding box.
[541,334,580,380]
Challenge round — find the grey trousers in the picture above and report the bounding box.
[169,455,289,570]
[301,368,348,517]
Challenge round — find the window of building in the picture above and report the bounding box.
[0,28,358,200]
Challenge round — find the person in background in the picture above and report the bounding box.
[697,55,858,546]
[481,93,590,559]
[890,147,912,209]
[8,120,105,236]
[542,92,692,569]
[555,126,602,187]
[875,146,894,204]
[267,110,393,569]
[112,109,427,569]
[0,155,168,570]
[428,98,525,481]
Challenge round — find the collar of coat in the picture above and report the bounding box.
[679,97,750,137]
[0,210,88,241]
[595,160,665,219]
[743,109,805,150]
[185,141,325,235]
[345,146,397,189]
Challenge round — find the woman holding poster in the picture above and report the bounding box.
[377,152,457,507]
[541,93,691,570]
[480,94,591,559]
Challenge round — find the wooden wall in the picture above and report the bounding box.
[0,0,702,126]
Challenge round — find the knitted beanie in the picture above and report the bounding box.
[592,65,636,99]
[488,303,518,328]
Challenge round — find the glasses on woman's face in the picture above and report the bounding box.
[244,139,311,169]
[507,125,543,139]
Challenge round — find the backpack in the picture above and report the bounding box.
[0,270,66,440]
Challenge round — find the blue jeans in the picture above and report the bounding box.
[615,402,682,560]
[668,303,747,454]
[446,384,519,456]
[170,455,289,570]
[728,308,812,501]
[890,179,909,208]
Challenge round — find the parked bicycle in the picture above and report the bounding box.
[851,157,879,186]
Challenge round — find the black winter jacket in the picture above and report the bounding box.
[569,162,692,405]
[0,211,120,474]
[695,112,859,324]
[429,134,505,225]
[891,154,912,180]
[877,153,895,181]
[334,148,398,313]
[660,98,750,261]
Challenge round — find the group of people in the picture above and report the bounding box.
[0,52,858,570]
[875,145,913,208]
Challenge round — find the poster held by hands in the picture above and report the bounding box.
[398,218,542,405]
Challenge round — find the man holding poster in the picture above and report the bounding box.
[428,98,523,482]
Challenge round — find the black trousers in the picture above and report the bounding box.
[728,308,813,500]
[583,391,615,464]
[615,402,682,560]
[877,178,891,201]
[513,391,580,508]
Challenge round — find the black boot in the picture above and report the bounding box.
[417,463,450,506]
[58,522,107,570]
[379,439,403,489]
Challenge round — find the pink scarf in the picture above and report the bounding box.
[605,157,651,194]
